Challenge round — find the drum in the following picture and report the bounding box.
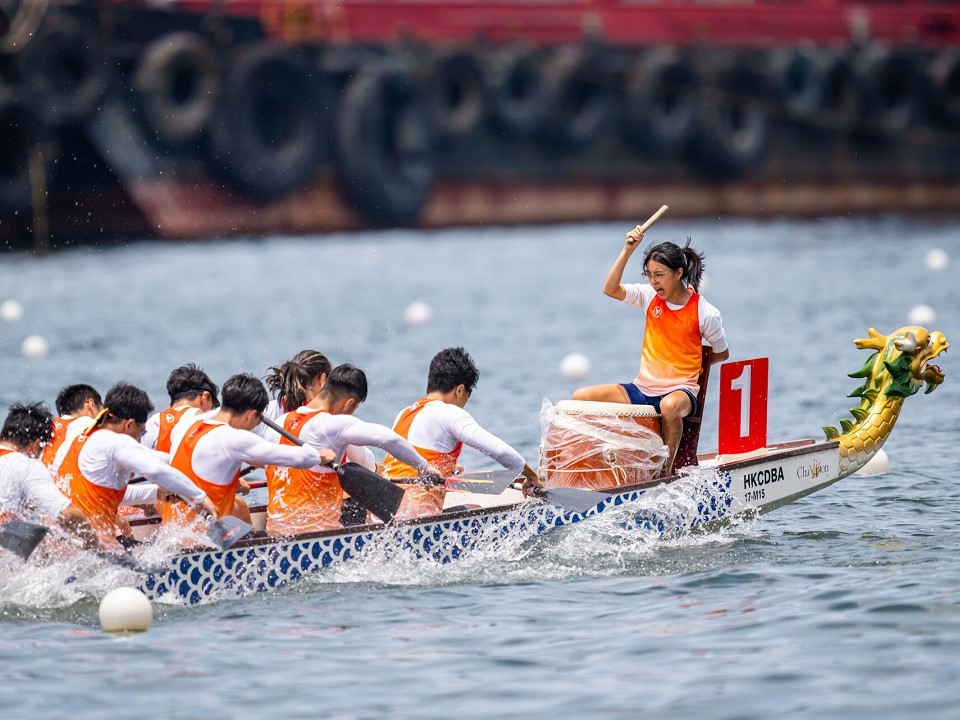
[541,400,668,490]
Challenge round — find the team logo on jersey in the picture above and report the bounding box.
[653,306,663,318]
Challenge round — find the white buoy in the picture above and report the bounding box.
[99,587,153,633]
[924,248,949,272]
[559,352,591,380]
[403,301,433,325]
[1,299,23,322]
[21,334,49,358]
[908,304,936,325]
[855,448,889,477]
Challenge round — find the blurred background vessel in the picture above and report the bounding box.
[1,0,958,249]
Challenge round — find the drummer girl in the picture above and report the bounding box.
[572,224,729,474]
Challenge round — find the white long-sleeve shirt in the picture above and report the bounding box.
[395,400,526,470]
[77,430,206,503]
[265,410,427,475]
[0,451,70,520]
[171,419,322,487]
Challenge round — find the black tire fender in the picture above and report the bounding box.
[855,44,920,134]
[768,45,825,122]
[688,62,772,178]
[540,47,613,149]
[335,59,433,225]
[133,31,220,149]
[423,48,486,142]
[927,50,960,126]
[16,12,110,127]
[623,47,699,154]
[207,43,330,198]
[485,44,544,137]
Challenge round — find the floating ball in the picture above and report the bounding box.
[99,587,153,632]
[21,335,49,358]
[559,352,591,380]
[1,299,23,322]
[907,304,936,325]
[855,448,889,477]
[924,248,949,272]
[403,301,433,325]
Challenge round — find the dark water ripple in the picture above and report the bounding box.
[1,218,959,718]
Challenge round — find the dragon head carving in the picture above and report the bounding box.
[855,325,948,396]
[824,326,948,442]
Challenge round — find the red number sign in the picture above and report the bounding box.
[718,358,769,455]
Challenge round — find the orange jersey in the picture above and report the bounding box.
[156,406,194,454]
[161,420,239,526]
[40,416,71,470]
[265,409,343,536]
[58,429,125,546]
[382,399,463,479]
[382,399,460,520]
[636,292,704,395]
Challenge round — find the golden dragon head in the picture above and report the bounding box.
[854,325,948,396]
[824,326,948,441]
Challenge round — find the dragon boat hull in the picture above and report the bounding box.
[135,439,840,606]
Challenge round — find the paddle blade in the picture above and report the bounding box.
[446,468,520,495]
[336,462,405,523]
[539,487,609,513]
[209,516,253,550]
[0,520,49,560]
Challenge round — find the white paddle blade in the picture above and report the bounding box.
[445,468,521,495]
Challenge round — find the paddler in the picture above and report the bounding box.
[0,402,96,547]
[573,226,729,475]
[56,383,218,549]
[160,373,334,532]
[382,347,541,519]
[41,383,103,479]
[257,349,332,433]
[141,363,220,453]
[262,363,442,536]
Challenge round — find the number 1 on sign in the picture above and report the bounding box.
[729,363,752,438]
[718,358,769,455]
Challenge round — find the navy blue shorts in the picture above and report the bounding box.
[619,382,698,417]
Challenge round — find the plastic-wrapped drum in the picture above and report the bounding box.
[540,400,668,490]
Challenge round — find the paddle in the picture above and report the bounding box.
[207,515,252,550]
[446,468,522,495]
[0,519,49,560]
[0,520,168,571]
[259,415,404,523]
[512,483,610,514]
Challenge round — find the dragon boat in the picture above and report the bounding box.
[127,325,946,606]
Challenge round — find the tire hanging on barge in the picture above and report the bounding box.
[540,46,613,149]
[335,59,433,225]
[208,43,329,198]
[855,45,921,135]
[422,47,487,144]
[485,44,545,137]
[133,31,220,150]
[927,51,960,126]
[768,46,825,123]
[687,59,772,178]
[622,47,699,155]
[16,12,110,127]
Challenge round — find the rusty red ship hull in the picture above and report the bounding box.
[1,1,958,248]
